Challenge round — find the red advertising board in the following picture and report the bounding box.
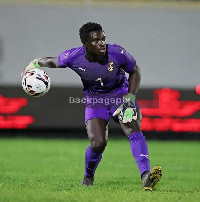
[0,87,199,132]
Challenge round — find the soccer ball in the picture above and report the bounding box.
[22,69,51,97]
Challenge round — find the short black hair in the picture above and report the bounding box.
[79,22,103,43]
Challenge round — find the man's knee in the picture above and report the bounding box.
[90,139,107,153]
[120,120,141,136]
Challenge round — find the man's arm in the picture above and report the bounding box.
[128,64,141,95]
[37,57,59,68]
[21,57,59,76]
[113,64,141,123]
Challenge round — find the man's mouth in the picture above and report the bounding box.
[100,47,106,52]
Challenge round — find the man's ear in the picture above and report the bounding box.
[83,42,87,48]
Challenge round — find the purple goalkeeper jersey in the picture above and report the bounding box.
[58,44,136,93]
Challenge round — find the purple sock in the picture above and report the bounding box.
[84,146,102,177]
[128,132,150,177]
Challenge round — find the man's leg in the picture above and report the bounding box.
[119,109,162,190]
[82,117,108,186]
[120,109,150,176]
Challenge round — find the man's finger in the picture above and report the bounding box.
[113,108,122,117]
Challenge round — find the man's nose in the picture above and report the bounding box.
[99,40,105,45]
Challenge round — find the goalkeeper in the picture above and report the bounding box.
[22,22,162,191]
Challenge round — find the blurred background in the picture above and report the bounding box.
[0,0,200,139]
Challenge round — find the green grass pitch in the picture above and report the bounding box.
[0,138,200,202]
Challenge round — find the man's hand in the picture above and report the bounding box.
[21,59,41,77]
[113,93,137,123]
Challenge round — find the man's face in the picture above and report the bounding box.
[85,30,106,56]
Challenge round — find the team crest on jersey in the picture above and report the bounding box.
[108,62,114,71]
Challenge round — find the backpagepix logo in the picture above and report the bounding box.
[0,94,34,129]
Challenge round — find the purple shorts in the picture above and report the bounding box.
[84,87,140,123]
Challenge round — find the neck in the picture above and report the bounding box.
[85,51,103,62]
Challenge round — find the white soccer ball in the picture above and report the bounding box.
[22,69,51,97]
